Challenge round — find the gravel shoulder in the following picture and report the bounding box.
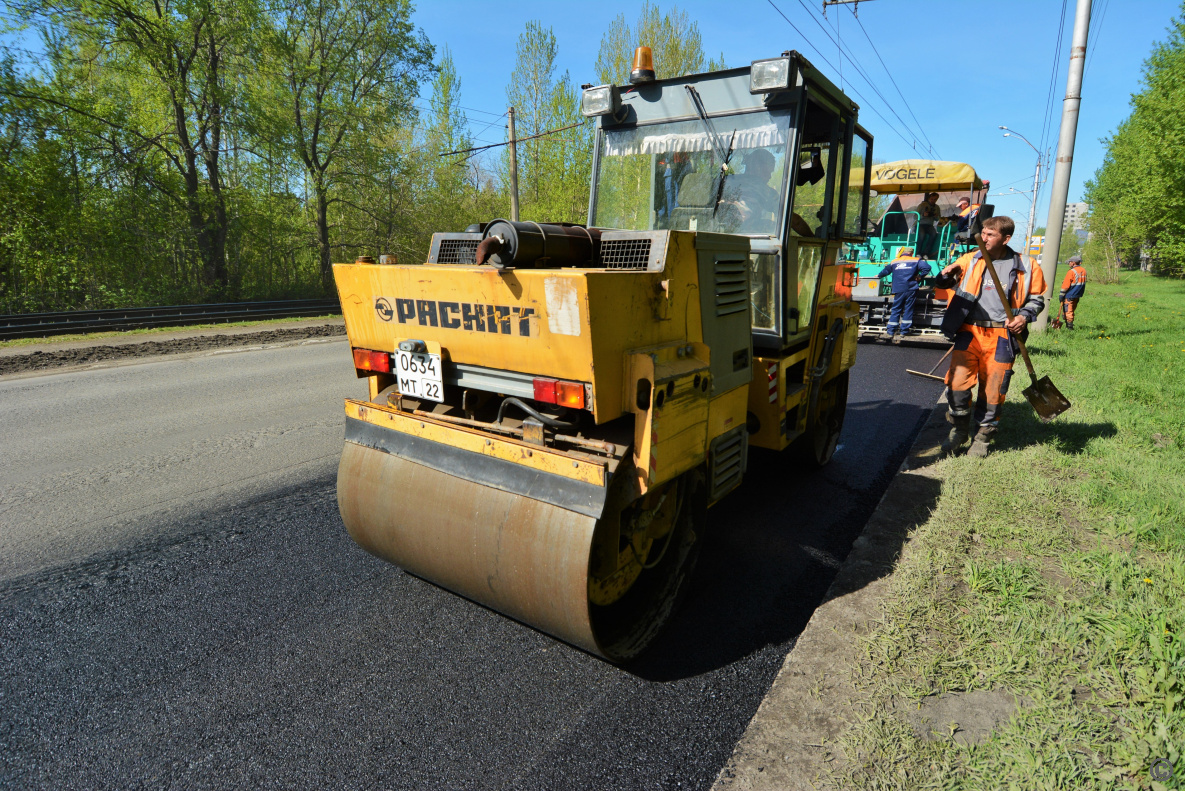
[0,317,345,377]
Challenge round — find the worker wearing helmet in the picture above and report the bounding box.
[932,215,1047,457]
[876,246,931,342]
[1059,255,1087,329]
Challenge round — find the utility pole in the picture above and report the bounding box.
[1033,0,1091,331]
[507,107,521,222]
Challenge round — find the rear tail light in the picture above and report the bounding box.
[532,377,586,409]
[352,348,391,373]
[554,381,585,408]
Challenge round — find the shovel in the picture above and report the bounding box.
[1050,298,1065,329]
[974,234,1072,422]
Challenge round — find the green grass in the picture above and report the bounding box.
[0,314,342,349]
[831,273,1185,790]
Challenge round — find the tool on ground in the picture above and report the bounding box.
[1051,297,1065,329]
[973,234,1071,422]
[906,344,953,382]
[329,50,867,662]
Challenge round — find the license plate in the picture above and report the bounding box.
[394,350,443,402]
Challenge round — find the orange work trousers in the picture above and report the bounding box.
[1063,298,1079,324]
[944,324,1015,433]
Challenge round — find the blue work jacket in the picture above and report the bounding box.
[877,257,932,294]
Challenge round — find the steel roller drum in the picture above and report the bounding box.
[337,441,701,662]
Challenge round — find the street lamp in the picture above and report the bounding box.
[1009,209,1029,243]
[999,126,1043,260]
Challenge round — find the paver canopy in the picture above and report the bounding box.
[857,160,985,195]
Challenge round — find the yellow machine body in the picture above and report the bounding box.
[332,51,872,661]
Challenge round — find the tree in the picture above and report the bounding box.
[259,0,433,289]
[1058,228,1083,263]
[423,48,479,235]
[1084,3,1185,278]
[595,2,720,85]
[504,21,589,223]
[10,0,255,296]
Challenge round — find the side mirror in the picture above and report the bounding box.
[796,148,825,187]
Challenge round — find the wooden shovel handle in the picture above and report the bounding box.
[973,234,1039,381]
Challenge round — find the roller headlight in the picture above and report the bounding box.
[749,57,794,94]
[581,84,621,118]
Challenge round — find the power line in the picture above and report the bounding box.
[765,0,926,157]
[788,0,930,150]
[1084,0,1110,77]
[783,0,937,157]
[439,120,586,158]
[846,8,939,157]
[1034,0,1070,217]
[1038,0,1070,163]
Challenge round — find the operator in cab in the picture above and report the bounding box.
[721,148,780,233]
[933,216,1046,458]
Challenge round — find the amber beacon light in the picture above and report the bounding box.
[629,46,655,84]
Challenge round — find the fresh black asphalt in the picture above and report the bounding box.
[0,342,947,790]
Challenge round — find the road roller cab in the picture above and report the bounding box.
[332,50,872,661]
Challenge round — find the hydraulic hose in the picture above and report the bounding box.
[495,396,579,430]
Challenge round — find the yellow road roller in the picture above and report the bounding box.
[333,50,873,661]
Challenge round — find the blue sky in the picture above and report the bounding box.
[412,0,1182,237]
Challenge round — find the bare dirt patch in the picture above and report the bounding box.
[0,323,345,376]
[896,690,1028,746]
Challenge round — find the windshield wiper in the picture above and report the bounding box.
[684,86,737,217]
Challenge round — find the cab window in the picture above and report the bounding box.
[594,111,793,236]
[843,128,873,237]
[788,100,840,239]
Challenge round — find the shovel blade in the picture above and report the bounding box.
[1023,376,1072,422]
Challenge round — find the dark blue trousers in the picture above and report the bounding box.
[886,287,918,333]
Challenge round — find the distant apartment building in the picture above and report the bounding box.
[1063,202,1089,231]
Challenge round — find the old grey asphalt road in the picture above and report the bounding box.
[0,339,946,790]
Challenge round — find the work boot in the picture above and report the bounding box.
[880,329,895,341]
[892,334,902,345]
[968,430,993,458]
[943,413,970,452]
[1066,322,1074,330]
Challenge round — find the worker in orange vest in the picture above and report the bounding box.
[932,215,1047,457]
[953,197,981,233]
[1058,255,1087,329]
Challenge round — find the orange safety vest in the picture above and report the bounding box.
[1061,265,1087,291]
[939,250,1047,336]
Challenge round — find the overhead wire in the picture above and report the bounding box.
[847,9,939,158]
[2,39,510,152]
[1084,0,1110,77]
[765,0,927,157]
[439,120,586,158]
[784,0,938,157]
[1032,0,1070,217]
[791,0,938,157]
[1038,0,1070,165]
